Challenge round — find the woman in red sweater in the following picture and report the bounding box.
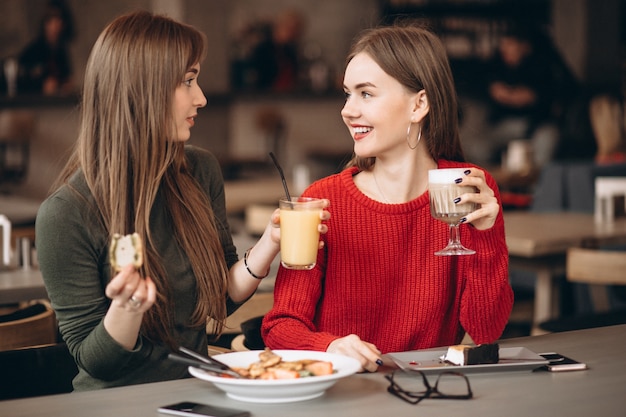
[262,24,514,372]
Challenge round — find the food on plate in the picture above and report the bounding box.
[232,348,334,380]
[441,343,499,366]
[109,233,144,272]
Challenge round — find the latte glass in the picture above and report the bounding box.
[428,168,477,256]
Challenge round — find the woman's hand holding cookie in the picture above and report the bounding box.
[106,264,156,313]
[107,233,155,312]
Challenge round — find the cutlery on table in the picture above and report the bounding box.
[168,347,242,378]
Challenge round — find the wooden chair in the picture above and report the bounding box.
[0,302,58,351]
[566,247,626,312]
[540,247,626,332]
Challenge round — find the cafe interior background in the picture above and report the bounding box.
[0,0,625,349]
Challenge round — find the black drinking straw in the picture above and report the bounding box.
[269,152,292,202]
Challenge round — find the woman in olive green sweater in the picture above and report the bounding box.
[36,10,328,391]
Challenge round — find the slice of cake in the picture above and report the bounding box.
[441,343,499,366]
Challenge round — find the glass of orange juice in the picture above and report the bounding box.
[279,197,324,270]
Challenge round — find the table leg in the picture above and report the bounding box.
[531,268,560,335]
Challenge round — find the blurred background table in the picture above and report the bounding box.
[504,211,626,334]
[0,268,46,305]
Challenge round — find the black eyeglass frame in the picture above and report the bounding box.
[385,369,473,405]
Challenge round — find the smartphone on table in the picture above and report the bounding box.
[158,401,250,417]
[539,352,588,372]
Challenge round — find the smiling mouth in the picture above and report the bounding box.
[353,126,372,139]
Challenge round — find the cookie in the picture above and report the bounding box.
[110,232,144,272]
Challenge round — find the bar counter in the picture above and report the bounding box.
[2,325,624,417]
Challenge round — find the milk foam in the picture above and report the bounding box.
[428,168,468,184]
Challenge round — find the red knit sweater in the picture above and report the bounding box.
[262,160,513,353]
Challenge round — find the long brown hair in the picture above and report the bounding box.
[54,10,228,347]
[345,23,465,170]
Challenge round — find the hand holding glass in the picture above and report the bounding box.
[428,168,477,256]
[279,197,324,270]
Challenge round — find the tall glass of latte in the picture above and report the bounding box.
[428,168,477,256]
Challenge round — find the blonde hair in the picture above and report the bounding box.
[56,11,227,347]
[345,24,465,170]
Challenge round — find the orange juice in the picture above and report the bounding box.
[279,198,324,270]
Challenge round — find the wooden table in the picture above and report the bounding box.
[2,325,624,417]
[0,268,47,305]
[223,178,288,214]
[504,211,626,334]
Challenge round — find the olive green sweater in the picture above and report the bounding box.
[35,146,239,391]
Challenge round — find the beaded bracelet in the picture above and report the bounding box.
[243,247,270,279]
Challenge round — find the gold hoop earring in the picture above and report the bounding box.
[407,123,421,150]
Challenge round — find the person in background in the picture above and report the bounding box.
[36,10,328,391]
[231,9,305,91]
[464,25,577,168]
[262,24,513,372]
[589,94,626,165]
[268,9,306,91]
[18,0,75,95]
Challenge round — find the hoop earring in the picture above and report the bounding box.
[407,123,421,150]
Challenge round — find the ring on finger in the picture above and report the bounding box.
[129,295,142,308]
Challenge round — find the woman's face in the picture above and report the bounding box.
[44,15,64,44]
[341,52,417,159]
[173,63,207,141]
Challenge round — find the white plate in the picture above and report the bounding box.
[387,347,549,375]
[188,350,361,403]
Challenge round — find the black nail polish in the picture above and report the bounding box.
[453,197,461,204]
[455,178,462,184]
[376,359,383,366]
[460,217,467,224]
[464,169,471,175]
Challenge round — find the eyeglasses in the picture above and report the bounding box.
[385,369,473,405]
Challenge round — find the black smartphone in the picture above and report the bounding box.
[539,352,588,372]
[158,401,250,417]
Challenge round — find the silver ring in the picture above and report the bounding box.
[129,295,142,308]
